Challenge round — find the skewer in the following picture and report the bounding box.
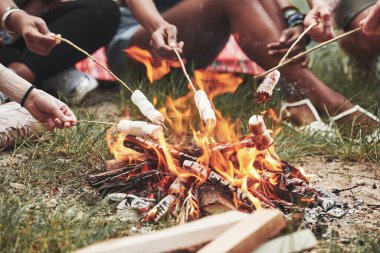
[55,36,166,128]
[57,37,133,94]
[78,120,117,126]
[172,47,217,128]
[254,27,362,80]
[279,23,317,65]
[172,47,197,93]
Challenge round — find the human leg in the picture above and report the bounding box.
[0,0,120,84]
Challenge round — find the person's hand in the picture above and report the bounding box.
[267,26,309,66]
[23,89,77,131]
[150,23,184,59]
[360,2,380,35]
[7,11,60,56]
[304,2,334,42]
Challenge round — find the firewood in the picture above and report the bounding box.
[123,135,198,163]
[98,170,163,194]
[199,186,237,215]
[198,209,286,253]
[75,211,249,253]
[89,161,158,186]
[177,187,200,224]
[143,194,178,223]
[253,229,317,253]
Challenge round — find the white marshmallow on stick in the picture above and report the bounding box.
[118,120,163,140]
[249,115,266,136]
[131,90,165,125]
[194,90,216,128]
[255,70,281,104]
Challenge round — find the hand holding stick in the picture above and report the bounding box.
[254,27,362,80]
[54,36,165,126]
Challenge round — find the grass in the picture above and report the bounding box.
[1,2,380,252]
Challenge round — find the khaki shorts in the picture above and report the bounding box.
[334,0,377,30]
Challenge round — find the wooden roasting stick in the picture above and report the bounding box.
[172,47,217,128]
[198,209,286,253]
[75,211,249,253]
[56,36,165,127]
[254,26,361,103]
[255,27,362,80]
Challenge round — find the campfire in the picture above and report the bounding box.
[89,58,320,225]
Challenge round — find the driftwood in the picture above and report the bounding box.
[75,211,250,253]
[198,209,287,253]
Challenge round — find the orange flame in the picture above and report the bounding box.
[106,53,313,209]
[125,46,181,84]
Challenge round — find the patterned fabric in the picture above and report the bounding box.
[76,36,264,81]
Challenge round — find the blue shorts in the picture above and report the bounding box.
[106,7,141,76]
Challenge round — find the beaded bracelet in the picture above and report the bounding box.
[282,7,306,28]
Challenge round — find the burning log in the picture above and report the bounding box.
[255,70,281,104]
[99,170,163,195]
[123,135,198,163]
[177,187,200,224]
[199,185,237,215]
[182,160,208,181]
[89,160,157,187]
[168,177,188,197]
[143,194,178,223]
[198,209,286,253]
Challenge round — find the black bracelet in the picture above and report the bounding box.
[20,85,35,107]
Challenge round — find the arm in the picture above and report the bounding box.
[0,64,76,130]
[0,0,59,55]
[361,1,380,35]
[126,0,183,58]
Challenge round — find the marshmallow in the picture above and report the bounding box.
[249,115,266,135]
[131,90,165,124]
[118,120,163,140]
[194,90,216,127]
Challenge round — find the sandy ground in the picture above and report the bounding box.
[301,157,380,247]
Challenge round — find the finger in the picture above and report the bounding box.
[301,56,309,67]
[176,41,184,53]
[268,48,289,57]
[267,42,282,50]
[279,30,291,44]
[166,25,178,48]
[320,7,333,27]
[54,118,65,129]
[47,118,55,132]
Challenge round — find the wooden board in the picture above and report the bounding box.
[75,211,249,253]
[253,229,317,253]
[198,209,286,253]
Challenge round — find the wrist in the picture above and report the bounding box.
[20,85,36,107]
[1,7,26,35]
[282,6,305,27]
[149,19,169,34]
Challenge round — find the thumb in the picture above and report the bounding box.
[50,104,70,122]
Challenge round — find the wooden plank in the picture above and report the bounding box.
[198,209,286,253]
[252,229,317,253]
[75,211,249,253]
